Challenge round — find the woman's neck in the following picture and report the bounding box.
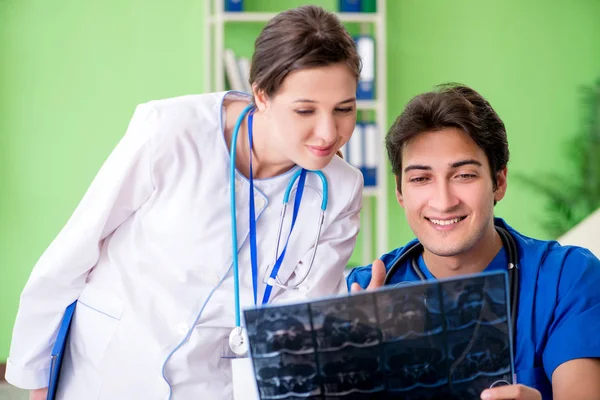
[224,100,295,179]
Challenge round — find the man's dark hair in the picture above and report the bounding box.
[386,83,509,191]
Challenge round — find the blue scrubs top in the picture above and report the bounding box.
[346,218,600,399]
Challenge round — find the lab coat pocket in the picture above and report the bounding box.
[219,335,236,380]
[72,285,123,368]
[231,357,260,400]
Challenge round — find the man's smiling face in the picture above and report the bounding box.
[396,127,507,259]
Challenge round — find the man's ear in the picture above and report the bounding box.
[395,176,405,208]
[494,167,508,203]
[252,84,268,112]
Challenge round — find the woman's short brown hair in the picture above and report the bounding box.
[250,5,361,98]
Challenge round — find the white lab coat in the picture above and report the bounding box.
[5,91,363,399]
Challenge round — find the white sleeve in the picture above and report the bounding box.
[271,170,363,303]
[5,103,158,389]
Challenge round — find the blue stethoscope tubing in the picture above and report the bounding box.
[267,169,327,289]
[229,104,253,327]
[229,104,329,328]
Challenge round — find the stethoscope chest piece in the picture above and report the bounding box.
[229,326,249,356]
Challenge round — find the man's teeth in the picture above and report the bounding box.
[430,218,462,226]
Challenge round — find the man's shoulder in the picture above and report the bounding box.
[502,219,600,278]
[508,227,600,381]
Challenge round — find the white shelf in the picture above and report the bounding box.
[362,186,382,197]
[356,100,378,110]
[209,12,381,24]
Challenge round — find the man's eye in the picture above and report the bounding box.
[410,177,428,183]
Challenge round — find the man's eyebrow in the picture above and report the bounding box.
[404,164,432,173]
[451,159,483,168]
[403,159,483,173]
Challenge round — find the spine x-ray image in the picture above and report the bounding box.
[243,271,514,399]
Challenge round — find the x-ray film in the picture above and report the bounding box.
[243,271,515,399]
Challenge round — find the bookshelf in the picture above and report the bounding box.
[204,0,388,265]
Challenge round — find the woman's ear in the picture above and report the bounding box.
[252,84,268,112]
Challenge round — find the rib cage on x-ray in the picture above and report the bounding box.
[243,271,514,399]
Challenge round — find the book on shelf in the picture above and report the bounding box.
[363,122,378,187]
[339,0,362,12]
[225,0,243,12]
[355,35,375,100]
[224,48,251,93]
[343,122,379,187]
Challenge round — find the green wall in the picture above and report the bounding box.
[385,0,600,246]
[1,0,599,362]
[0,0,208,363]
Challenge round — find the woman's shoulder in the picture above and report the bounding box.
[323,154,362,177]
[141,91,229,118]
[128,92,232,149]
[320,155,364,207]
[324,154,363,182]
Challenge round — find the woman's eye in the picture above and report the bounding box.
[336,107,354,114]
[295,109,314,115]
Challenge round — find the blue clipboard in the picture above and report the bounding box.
[47,301,77,400]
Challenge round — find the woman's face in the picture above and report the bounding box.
[254,62,357,171]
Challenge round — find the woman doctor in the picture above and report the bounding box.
[6,5,364,400]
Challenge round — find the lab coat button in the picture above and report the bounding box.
[255,197,266,209]
[175,323,190,336]
[235,179,242,192]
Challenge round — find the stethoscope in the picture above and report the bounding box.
[228,103,329,355]
[383,225,520,349]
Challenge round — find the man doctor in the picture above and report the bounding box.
[348,84,600,400]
